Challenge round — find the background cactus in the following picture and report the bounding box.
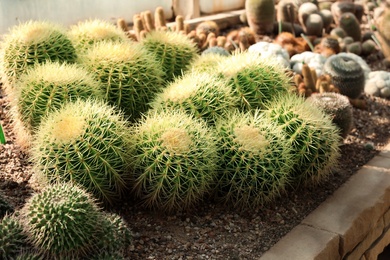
[141,30,198,83]
[0,193,13,219]
[20,183,102,258]
[11,62,104,149]
[202,46,230,56]
[215,52,292,112]
[30,99,133,204]
[79,41,164,120]
[0,21,77,92]
[323,54,365,99]
[150,71,240,125]
[263,93,341,185]
[307,92,353,139]
[128,109,218,212]
[214,109,295,209]
[374,7,390,61]
[339,12,361,42]
[245,0,276,35]
[0,214,29,259]
[67,19,129,54]
[189,53,228,73]
[304,13,324,36]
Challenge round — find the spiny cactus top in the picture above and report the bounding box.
[0,20,77,90]
[0,214,28,259]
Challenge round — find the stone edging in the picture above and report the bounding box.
[260,143,390,260]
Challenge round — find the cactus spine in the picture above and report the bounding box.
[0,214,29,259]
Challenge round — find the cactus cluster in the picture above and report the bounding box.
[30,99,132,204]
[0,214,28,259]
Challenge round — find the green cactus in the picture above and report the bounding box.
[30,99,133,204]
[128,109,218,212]
[67,19,129,54]
[263,93,341,185]
[0,193,13,219]
[79,41,164,120]
[339,12,361,42]
[15,252,44,260]
[20,183,103,258]
[12,62,104,140]
[141,30,198,83]
[189,53,228,74]
[150,71,240,125]
[323,54,365,99]
[306,92,353,139]
[245,0,276,35]
[0,20,77,92]
[304,13,324,37]
[0,214,29,259]
[214,109,295,209]
[216,52,292,112]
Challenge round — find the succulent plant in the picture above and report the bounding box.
[216,52,292,112]
[277,0,298,24]
[128,109,218,212]
[304,13,324,37]
[374,7,390,61]
[214,109,294,209]
[322,54,365,99]
[20,183,102,258]
[67,19,129,54]
[15,251,44,260]
[263,93,341,185]
[306,92,353,139]
[245,0,276,35]
[30,99,133,204]
[141,30,198,83]
[0,214,29,259]
[298,2,319,31]
[12,62,104,143]
[339,12,361,42]
[189,53,228,73]
[202,46,230,56]
[365,71,390,98]
[79,40,164,120]
[150,71,240,125]
[0,21,77,92]
[0,193,13,219]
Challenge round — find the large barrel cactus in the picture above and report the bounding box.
[30,99,132,204]
[128,109,218,212]
[214,109,295,209]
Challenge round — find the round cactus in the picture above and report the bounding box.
[141,30,198,83]
[263,93,341,185]
[67,19,129,54]
[150,71,240,125]
[128,109,218,212]
[202,46,230,56]
[20,183,102,258]
[306,92,353,139]
[30,99,132,204]
[245,0,276,35]
[189,53,228,74]
[12,62,104,143]
[0,21,77,92]
[323,54,365,99]
[216,52,292,112]
[339,12,361,42]
[214,109,295,209]
[79,41,164,120]
[0,214,29,259]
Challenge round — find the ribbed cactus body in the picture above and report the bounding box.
[263,94,341,185]
[0,21,77,91]
[307,92,353,139]
[21,184,102,258]
[0,214,28,259]
[214,109,294,209]
[323,54,365,99]
[141,30,198,83]
[150,71,240,125]
[216,52,292,112]
[128,110,218,212]
[245,0,276,35]
[31,99,132,204]
[80,41,164,120]
[68,19,129,54]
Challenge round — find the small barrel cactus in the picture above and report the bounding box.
[339,12,361,42]
[150,71,240,125]
[141,30,198,83]
[365,71,390,98]
[298,2,319,31]
[189,53,228,73]
[20,183,103,258]
[0,214,29,259]
[263,93,341,185]
[67,19,129,54]
[323,54,365,99]
[305,13,324,37]
[307,92,353,139]
[0,21,77,92]
[12,61,104,145]
[214,109,295,209]
[216,52,292,112]
[79,41,164,120]
[30,99,133,204]
[245,0,276,35]
[128,109,218,212]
